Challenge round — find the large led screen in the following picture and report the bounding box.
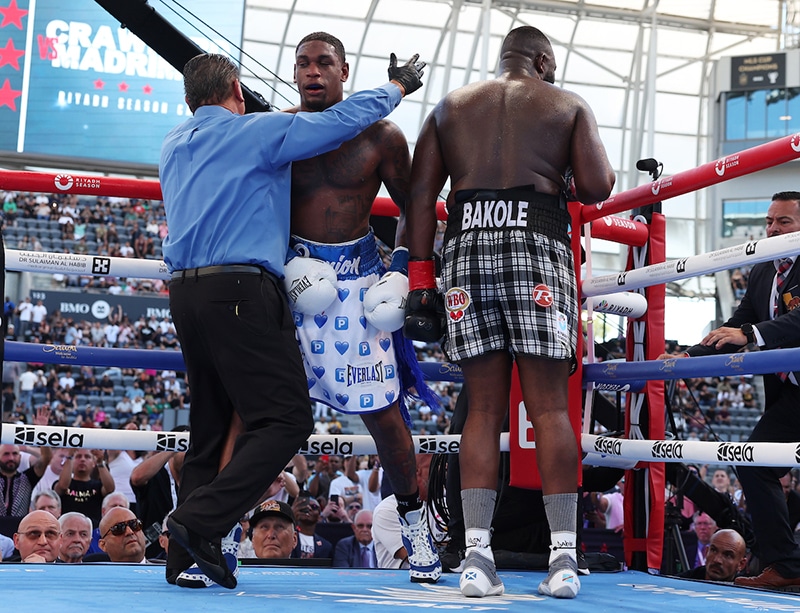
[0,0,245,167]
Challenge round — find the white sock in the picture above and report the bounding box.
[549,530,577,565]
[465,528,493,562]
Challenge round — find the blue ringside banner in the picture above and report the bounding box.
[0,0,244,166]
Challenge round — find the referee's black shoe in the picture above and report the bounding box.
[166,516,237,589]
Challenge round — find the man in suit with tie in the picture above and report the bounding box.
[677,191,800,589]
[333,510,376,568]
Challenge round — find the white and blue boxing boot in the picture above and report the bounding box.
[538,531,580,599]
[459,529,504,597]
[176,524,241,589]
[399,507,442,583]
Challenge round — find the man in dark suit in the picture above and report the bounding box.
[333,509,376,568]
[678,191,800,589]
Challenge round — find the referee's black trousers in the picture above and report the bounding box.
[167,270,313,542]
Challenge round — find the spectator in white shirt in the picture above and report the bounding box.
[31,300,47,332]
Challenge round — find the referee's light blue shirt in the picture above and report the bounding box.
[160,83,402,278]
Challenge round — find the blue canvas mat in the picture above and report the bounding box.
[2,563,800,612]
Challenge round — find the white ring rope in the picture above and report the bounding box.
[5,248,169,280]
[0,424,469,456]
[3,424,798,469]
[583,229,800,297]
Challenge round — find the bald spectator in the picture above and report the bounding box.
[12,510,61,563]
[31,489,61,518]
[333,509,376,568]
[248,500,297,559]
[86,491,131,555]
[679,529,748,582]
[98,507,146,563]
[57,512,92,563]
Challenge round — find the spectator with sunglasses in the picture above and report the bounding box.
[291,492,332,560]
[98,507,146,563]
[10,509,61,563]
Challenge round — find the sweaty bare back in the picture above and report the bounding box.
[431,74,611,205]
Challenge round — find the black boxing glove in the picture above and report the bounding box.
[388,53,426,96]
[403,258,445,343]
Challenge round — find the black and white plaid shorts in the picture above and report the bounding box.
[441,229,577,363]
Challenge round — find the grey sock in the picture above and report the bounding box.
[461,488,496,530]
[543,493,578,533]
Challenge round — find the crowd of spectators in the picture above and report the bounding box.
[2,192,168,296]
[2,191,790,584]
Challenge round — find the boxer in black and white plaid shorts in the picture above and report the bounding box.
[405,25,615,599]
[441,186,577,363]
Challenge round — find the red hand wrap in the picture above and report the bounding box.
[408,259,436,291]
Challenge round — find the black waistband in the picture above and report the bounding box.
[444,186,570,245]
[171,264,265,281]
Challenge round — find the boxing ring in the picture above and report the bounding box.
[3,134,800,609]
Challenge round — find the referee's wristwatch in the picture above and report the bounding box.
[741,322,756,344]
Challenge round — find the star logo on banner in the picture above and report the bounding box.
[118,82,128,92]
[0,37,23,69]
[0,0,28,29]
[142,84,152,94]
[0,77,21,110]
[94,79,104,89]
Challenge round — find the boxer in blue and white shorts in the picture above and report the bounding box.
[289,232,403,414]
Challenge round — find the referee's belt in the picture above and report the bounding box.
[170,264,265,281]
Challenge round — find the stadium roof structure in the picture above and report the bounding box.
[239,0,799,195]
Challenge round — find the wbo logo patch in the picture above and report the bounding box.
[445,287,470,322]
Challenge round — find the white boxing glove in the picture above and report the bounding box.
[283,256,338,314]
[363,271,409,332]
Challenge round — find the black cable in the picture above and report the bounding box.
[426,452,450,543]
[157,0,297,106]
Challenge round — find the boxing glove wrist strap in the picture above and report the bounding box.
[408,258,436,291]
[388,247,409,275]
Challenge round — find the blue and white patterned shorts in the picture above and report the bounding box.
[290,232,402,414]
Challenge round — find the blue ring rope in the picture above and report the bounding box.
[5,340,464,383]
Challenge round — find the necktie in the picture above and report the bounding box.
[774,257,793,319]
[361,545,372,568]
[774,258,794,383]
